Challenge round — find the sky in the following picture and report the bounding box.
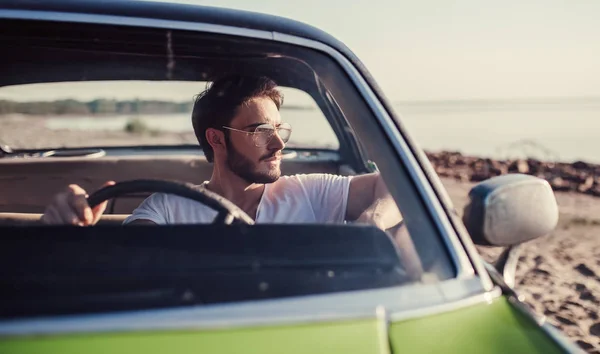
[1,0,599,102]
[139,0,600,101]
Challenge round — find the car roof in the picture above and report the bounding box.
[0,0,387,99]
[1,0,346,55]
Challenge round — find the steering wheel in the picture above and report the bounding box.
[86,179,255,225]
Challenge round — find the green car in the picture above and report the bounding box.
[0,0,583,353]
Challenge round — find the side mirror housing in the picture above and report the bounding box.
[463,174,558,247]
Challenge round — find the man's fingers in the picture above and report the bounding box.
[91,181,116,224]
[92,200,109,224]
[66,185,92,224]
[102,181,116,188]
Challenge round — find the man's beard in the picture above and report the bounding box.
[225,139,281,184]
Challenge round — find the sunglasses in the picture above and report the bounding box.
[221,122,292,147]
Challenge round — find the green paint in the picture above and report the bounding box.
[0,297,563,353]
[0,319,383,354]
[389,297,563,353]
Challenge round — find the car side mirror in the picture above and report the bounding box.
[462,174,558,247]
[462,174,559,288]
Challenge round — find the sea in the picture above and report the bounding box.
[44,98,600,164]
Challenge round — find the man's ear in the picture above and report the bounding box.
[205,128,226,153]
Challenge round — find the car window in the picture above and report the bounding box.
[0,82,338,150]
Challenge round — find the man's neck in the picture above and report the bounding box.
[205,168,265,218]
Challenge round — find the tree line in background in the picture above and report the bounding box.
[0,99,194,115]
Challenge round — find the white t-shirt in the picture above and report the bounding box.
[123,174,353,225]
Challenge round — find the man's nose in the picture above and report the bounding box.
[268,131,286,150]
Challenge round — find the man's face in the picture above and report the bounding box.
[224,97,285,184]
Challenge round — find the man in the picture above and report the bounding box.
[40,76,402,229]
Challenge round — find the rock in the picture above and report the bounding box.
[470,158,484,169]
[573,161,589,169]
[578,176,595,193]
[532,268,551,276]
[423,150,600,200]
[527,159,543,174]
[454,157,466,166]
[590,322,600,337]
[447,153,463,165]
[590,187,600,197]
[555,315,577,326]
[508,159,529,174]
[562,167,587,183]
[534,255,545,265]
[456,172,470,182]
[550,177,572,191]
[577,340,594,350]
[435,166,451,177]
[580,290,600,305]
[488,167,504,176]
[470,172,490,182]
[575,263,597,278]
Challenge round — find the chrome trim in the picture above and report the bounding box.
[541,322,586,353]
[0,278,495,336]
[375,306,392,354]
[495,244,523,289]
[41,148,106,158]
[0,9,275,40]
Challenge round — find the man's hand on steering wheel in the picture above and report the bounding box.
[40,179,255,226]
[40,181,115,226]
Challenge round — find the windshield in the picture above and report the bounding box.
[0,81,338,150]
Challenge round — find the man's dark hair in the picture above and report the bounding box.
[191,75,284,162]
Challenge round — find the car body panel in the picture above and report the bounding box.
[1,319,385,354]
[389,297,563,354]
[0,298,563,354]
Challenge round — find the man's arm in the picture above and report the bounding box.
[346,173,422,279]
[346,173,403,229]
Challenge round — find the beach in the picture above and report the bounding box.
[1,115,599,352]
